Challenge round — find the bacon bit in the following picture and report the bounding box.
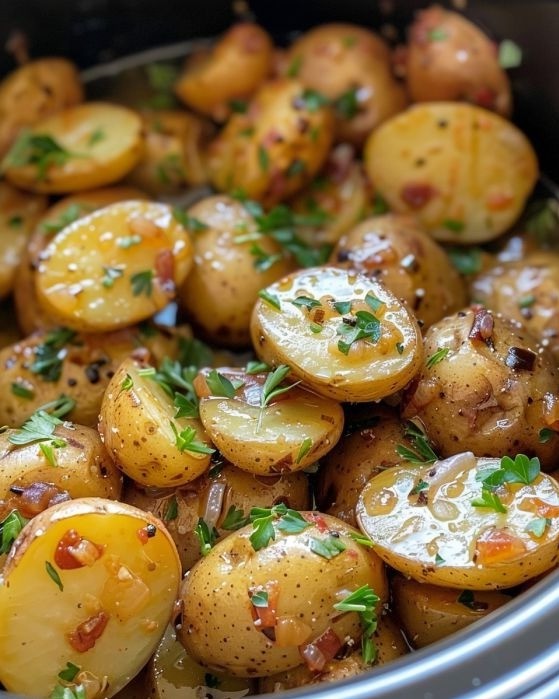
[522,498,559,519]
[55,530,104,569]
[67,611,109,653]
[472,87,497,110]
[249,580,279,630]
[155,249,175,297]
[305,513,329,532]
[11,481,71,518]
[401,183,437,209]
[475,528,526,566]
[468,307,494,345]
[504,347,536,372]
[300,627,343,672]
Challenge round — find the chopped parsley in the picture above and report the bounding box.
[116,234,142,249]
[333,300,352,315]
[249,243,283,272]
[45,560,64,591]
[286,54,303,78]
[194,518,218,556]
[258,289,281,310]
[250,590,269,607]
[8,214,23,228]
[229,98,248,114]
[3,132,78,180]
[428,27,448,41]
[8,409,66,448]
[169,422,214,455]
[349,532,374,548]
[88,128,105,147]
[396,421,438,464]
[333,585,379,664]
[296,437,313,464]
[299,89,329,112]
[206,370,240,398]
[333,87,359,120]
[0,510,28,555]
[11,381,34,400]
[447,247,483,276]
[309,535,346,559]
[101,265,124,288]
[57,662,81,683]
[130,269,153,297]
[42,203,85,235]
[245,360,270,375]
[525,199,559,247]
[221,505,249,531]
[172,207,209,232]
[426,347,450,368]
[337,310,381,356]
[145,62,179,109]
[471,488,507,514]
[258,145,269,172]
[443,219,465,233]
[526,517,550,538]
[476,454,541,489]
[163,495,178,522]
[249,504,310,551]
[498,39,522,69]
[30,327,76,382]
[539,428,555,444]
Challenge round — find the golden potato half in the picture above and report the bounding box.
[250,266,423,402]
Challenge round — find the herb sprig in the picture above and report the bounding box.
[333,585,380,664]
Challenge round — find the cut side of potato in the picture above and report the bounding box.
[99,357,213,488]
[250,266,423,402]
[35,200,193,332]
[357,452,559,589]
[0,497,181,698]
[2,102,144,193]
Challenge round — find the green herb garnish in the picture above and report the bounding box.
[0,510,28,555]
[194,518,218,556]
[396,421,438,464]
[130,269,153,297]
[333,585,379,664]
[45,561,63,591]
[169,422,214,455]
[426,347,450,368]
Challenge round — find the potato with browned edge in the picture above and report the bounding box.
[401,307,559,469]
[207,79,335,207]
[364,103,538,244]
[178,511,387,677]
[284,23,407,146]
[330,213,467,328]
[392,576,511,649]
[175,22,274,122]
[0,58,83,158]
[401,5,512,116]
[357,452,559,589]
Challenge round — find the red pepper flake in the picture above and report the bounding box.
[67,611,109,653]
[304,512,329,533]
[299,627,343,672]
[54,529,104,569]
[249,580,279,630]
[401,183,437,209]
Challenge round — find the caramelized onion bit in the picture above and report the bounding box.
[10,481,71,518]
[299,627,343,672]
[201,481,227,529]
[67,611,109,653]
[504,346,536,372]
[469,307,494,344]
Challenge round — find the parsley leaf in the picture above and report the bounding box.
[42,203,84,235]
[260,365,296,409]
[45,560,63,591]
[337,310,381,356]
[396,421,438,464]
[299,89,329,112]
[11,381,34,399]
[30,327,77,382]
[498,39,522,69]
[221,505,249,531]
[296,437,313,464]
[58,662,81,682]
[333,584,379,664]
[309,535,346,559]
[101,265,124,288]
[172,207,209,232]
[8,410,65,447]
[426,347,450,368]
[333,87,359,119]
[169,422,214,455]
[500,454,541,485]
[276,509,310,534]
[194,518,218,556]
[250,590,269,607]
[248,504,308,551]
[258,289,281,310]
[539,428,555,444]
[471,488,507,513]
[349,532,374,548]
[0,510,28,555]
[206,370,238,398]
[3,131,78,180]
[447,247,483,276]
[291,296,321,310]
[163,495,178,522]
[246,360,270,375]
[526,517,550,538]
[130,269,153,297]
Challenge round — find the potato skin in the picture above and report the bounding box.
[364,103,538,243]
[392,576,511,649]
[284,23,407,146]
[330,214,467,328]
[471,252,559,362]
[177,195,293,347]
[402,6,511,116]
[0,424,122,509]
[178,513,387,677]
[401,308,559,469]
[207,79,335,207]
[0,58,83,158]
[124,463,310,572]
[357,452,559,589]
[175,22,274,121]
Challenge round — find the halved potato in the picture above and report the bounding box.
[2,102,144,193]
[35,200,193,332]
[250,266,423,402]
[357,452,559,589]
[0,497,181,698]
[99,357,213,488]
[197,367,344,475]
[0,181,47,299]
[392,576,511,649]
[364,102,538,243]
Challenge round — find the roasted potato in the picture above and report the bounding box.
[284,23,407,146]
[401,5,512,116]
[0,498,181,698]
[35,200,193,332]
[175,22,274,121]
[471,252,559,362]
[178,512,387,677]
[177,194,293,347]
[14,186,148,335]
[364,103,538,243]
[250,266,423,402]
[357,451,559,589]
[99,356,213,488]
[2,102,144,193]
[330,213,467,328]
[207,79,335,207]
[0,58,83,158]
[392,576,511,648]
[401,307,559,469]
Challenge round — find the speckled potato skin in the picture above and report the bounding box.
[315,405,415,527]
[177,195,293,347]
[364,103,538,244]
[330,214,467,329]
[124,464,310,573]
[14,186,148,335]
[258,613,407,692]
[0,424,122,504]
[402,5,512,116]
[207,79,335,207]
[284,23,407,146]
[392,576,511,649]
[175,22,274,122]
[357,453,559,589]
[0,58,83,159]
[178,513,387,677]
[471,252,559,362]
[401,308,559,468]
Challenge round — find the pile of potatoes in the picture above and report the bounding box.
[0,5,557,699]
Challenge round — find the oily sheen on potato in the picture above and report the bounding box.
[250,266,423,402]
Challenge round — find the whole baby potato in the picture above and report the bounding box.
[402,5,512,116]
[178,512,387,677]
[401,307,559,468]
[330,213,467,328]
[364,102,538,243]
